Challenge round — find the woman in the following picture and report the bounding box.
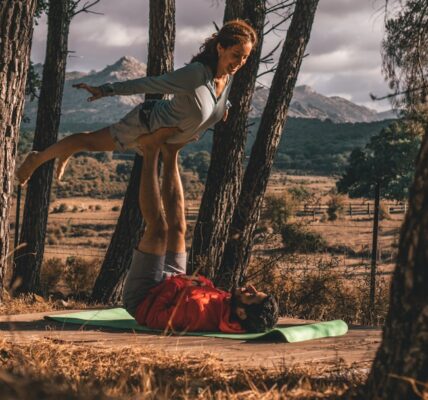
[17,19,257,185]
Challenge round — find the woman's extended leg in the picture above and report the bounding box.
[16,127,116,185]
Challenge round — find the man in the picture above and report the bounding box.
[123,141,278,333]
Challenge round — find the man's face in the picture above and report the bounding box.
[233,284,267,305]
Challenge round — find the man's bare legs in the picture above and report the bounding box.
[137,144,168,255]
[136,141,186,256]
[16,125,181,186]
[160,143,186,254]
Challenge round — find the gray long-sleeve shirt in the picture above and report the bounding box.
[99,62,233,144]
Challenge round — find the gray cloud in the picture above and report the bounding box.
[31,0,392,111]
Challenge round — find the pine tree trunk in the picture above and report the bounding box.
[363,123,428,399]
[188,0,266,279]
[369,182,380,320]
[90,0,175,303]
[216,0,319,290]
[0,0,37,298]
[11,0,71,295]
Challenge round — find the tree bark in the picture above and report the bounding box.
[369,182,380,320]
[188,0,267,279]
[90,0,175,303]
[363,122,428,399]
[0,0,37,298]
[11,0,71,295]
[216,0,319,290]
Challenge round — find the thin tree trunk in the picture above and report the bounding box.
[90,0,175,303]
[0,0,37,298]
[188,0,267,279]
[369,182,380,321]
[11,0,71,295]
[363,123,428,399]
[216,0,319,290]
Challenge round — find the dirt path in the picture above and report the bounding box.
[0,310,381,371]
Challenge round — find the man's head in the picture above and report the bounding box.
[230,285,279,332]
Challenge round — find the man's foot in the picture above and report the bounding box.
[56,155,71,181]
[16,151,39,185]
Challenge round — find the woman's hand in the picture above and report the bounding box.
[72,83,103,102]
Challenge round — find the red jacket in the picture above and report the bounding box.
[135,275,244,333]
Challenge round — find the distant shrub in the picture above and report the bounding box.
[287,186,311,202]
[95,205,102,211]
[326,194,345,221]
[40,258,64,295]
[262,193,299,232]
[111,205,120,212]
[64,256,100,298]
[280,223,327,253]
[93,152,112,163]
[52,203,68,213]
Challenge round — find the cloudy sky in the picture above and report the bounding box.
[31,0,391,111]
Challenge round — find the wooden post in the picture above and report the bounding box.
[349,203,352,218]
[367,203,370,216]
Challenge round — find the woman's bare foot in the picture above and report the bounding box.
[16,151,40,185]
[56,155,71,181]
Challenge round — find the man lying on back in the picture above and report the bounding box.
[122,141,279,333]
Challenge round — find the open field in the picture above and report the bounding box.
[8,173,403,278]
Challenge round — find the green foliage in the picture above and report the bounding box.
[382,0,428,109]
[280,223,327,253]
[337,121,421,201]
[177,118,393,175]
[182,151,211,181]
[326,194,345,221]
[262,193,299,232]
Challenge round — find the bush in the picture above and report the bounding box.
[111,205,120,212]
[245,254,390,326]
[262,193,299,232]
[95,204,102,211]
[326,194,345,221]
[280,223,327,253]
[52,203,68,213]
[40,258,64,295]
[63,256,100,299]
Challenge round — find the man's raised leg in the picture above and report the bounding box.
[160,143,187,276]
[137,145,168,255]
[123,144,168,317]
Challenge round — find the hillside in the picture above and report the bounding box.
[23,56,396,127]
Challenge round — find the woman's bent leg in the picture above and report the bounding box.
[16,127,116,185]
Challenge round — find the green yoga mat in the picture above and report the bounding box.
[46,308,348,342]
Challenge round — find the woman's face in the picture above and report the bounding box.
[216,41,253,76]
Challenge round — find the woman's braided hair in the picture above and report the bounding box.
[190,19,258,76]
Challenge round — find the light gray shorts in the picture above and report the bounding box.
[109,101,156,153]
[122,248,187,317]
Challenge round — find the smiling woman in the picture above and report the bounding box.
[16,19,258,186]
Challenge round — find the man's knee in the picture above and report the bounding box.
[168,219,186,236]
[145,220,169,240]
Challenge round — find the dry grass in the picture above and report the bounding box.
[0,339,366,399]
[0,292,89,316]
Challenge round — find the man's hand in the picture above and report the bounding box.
[73,83,103,102]
[222,108,229,122]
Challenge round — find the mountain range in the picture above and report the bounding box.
[23,56,396,127]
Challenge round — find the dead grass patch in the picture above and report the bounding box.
[0,339,366,399]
